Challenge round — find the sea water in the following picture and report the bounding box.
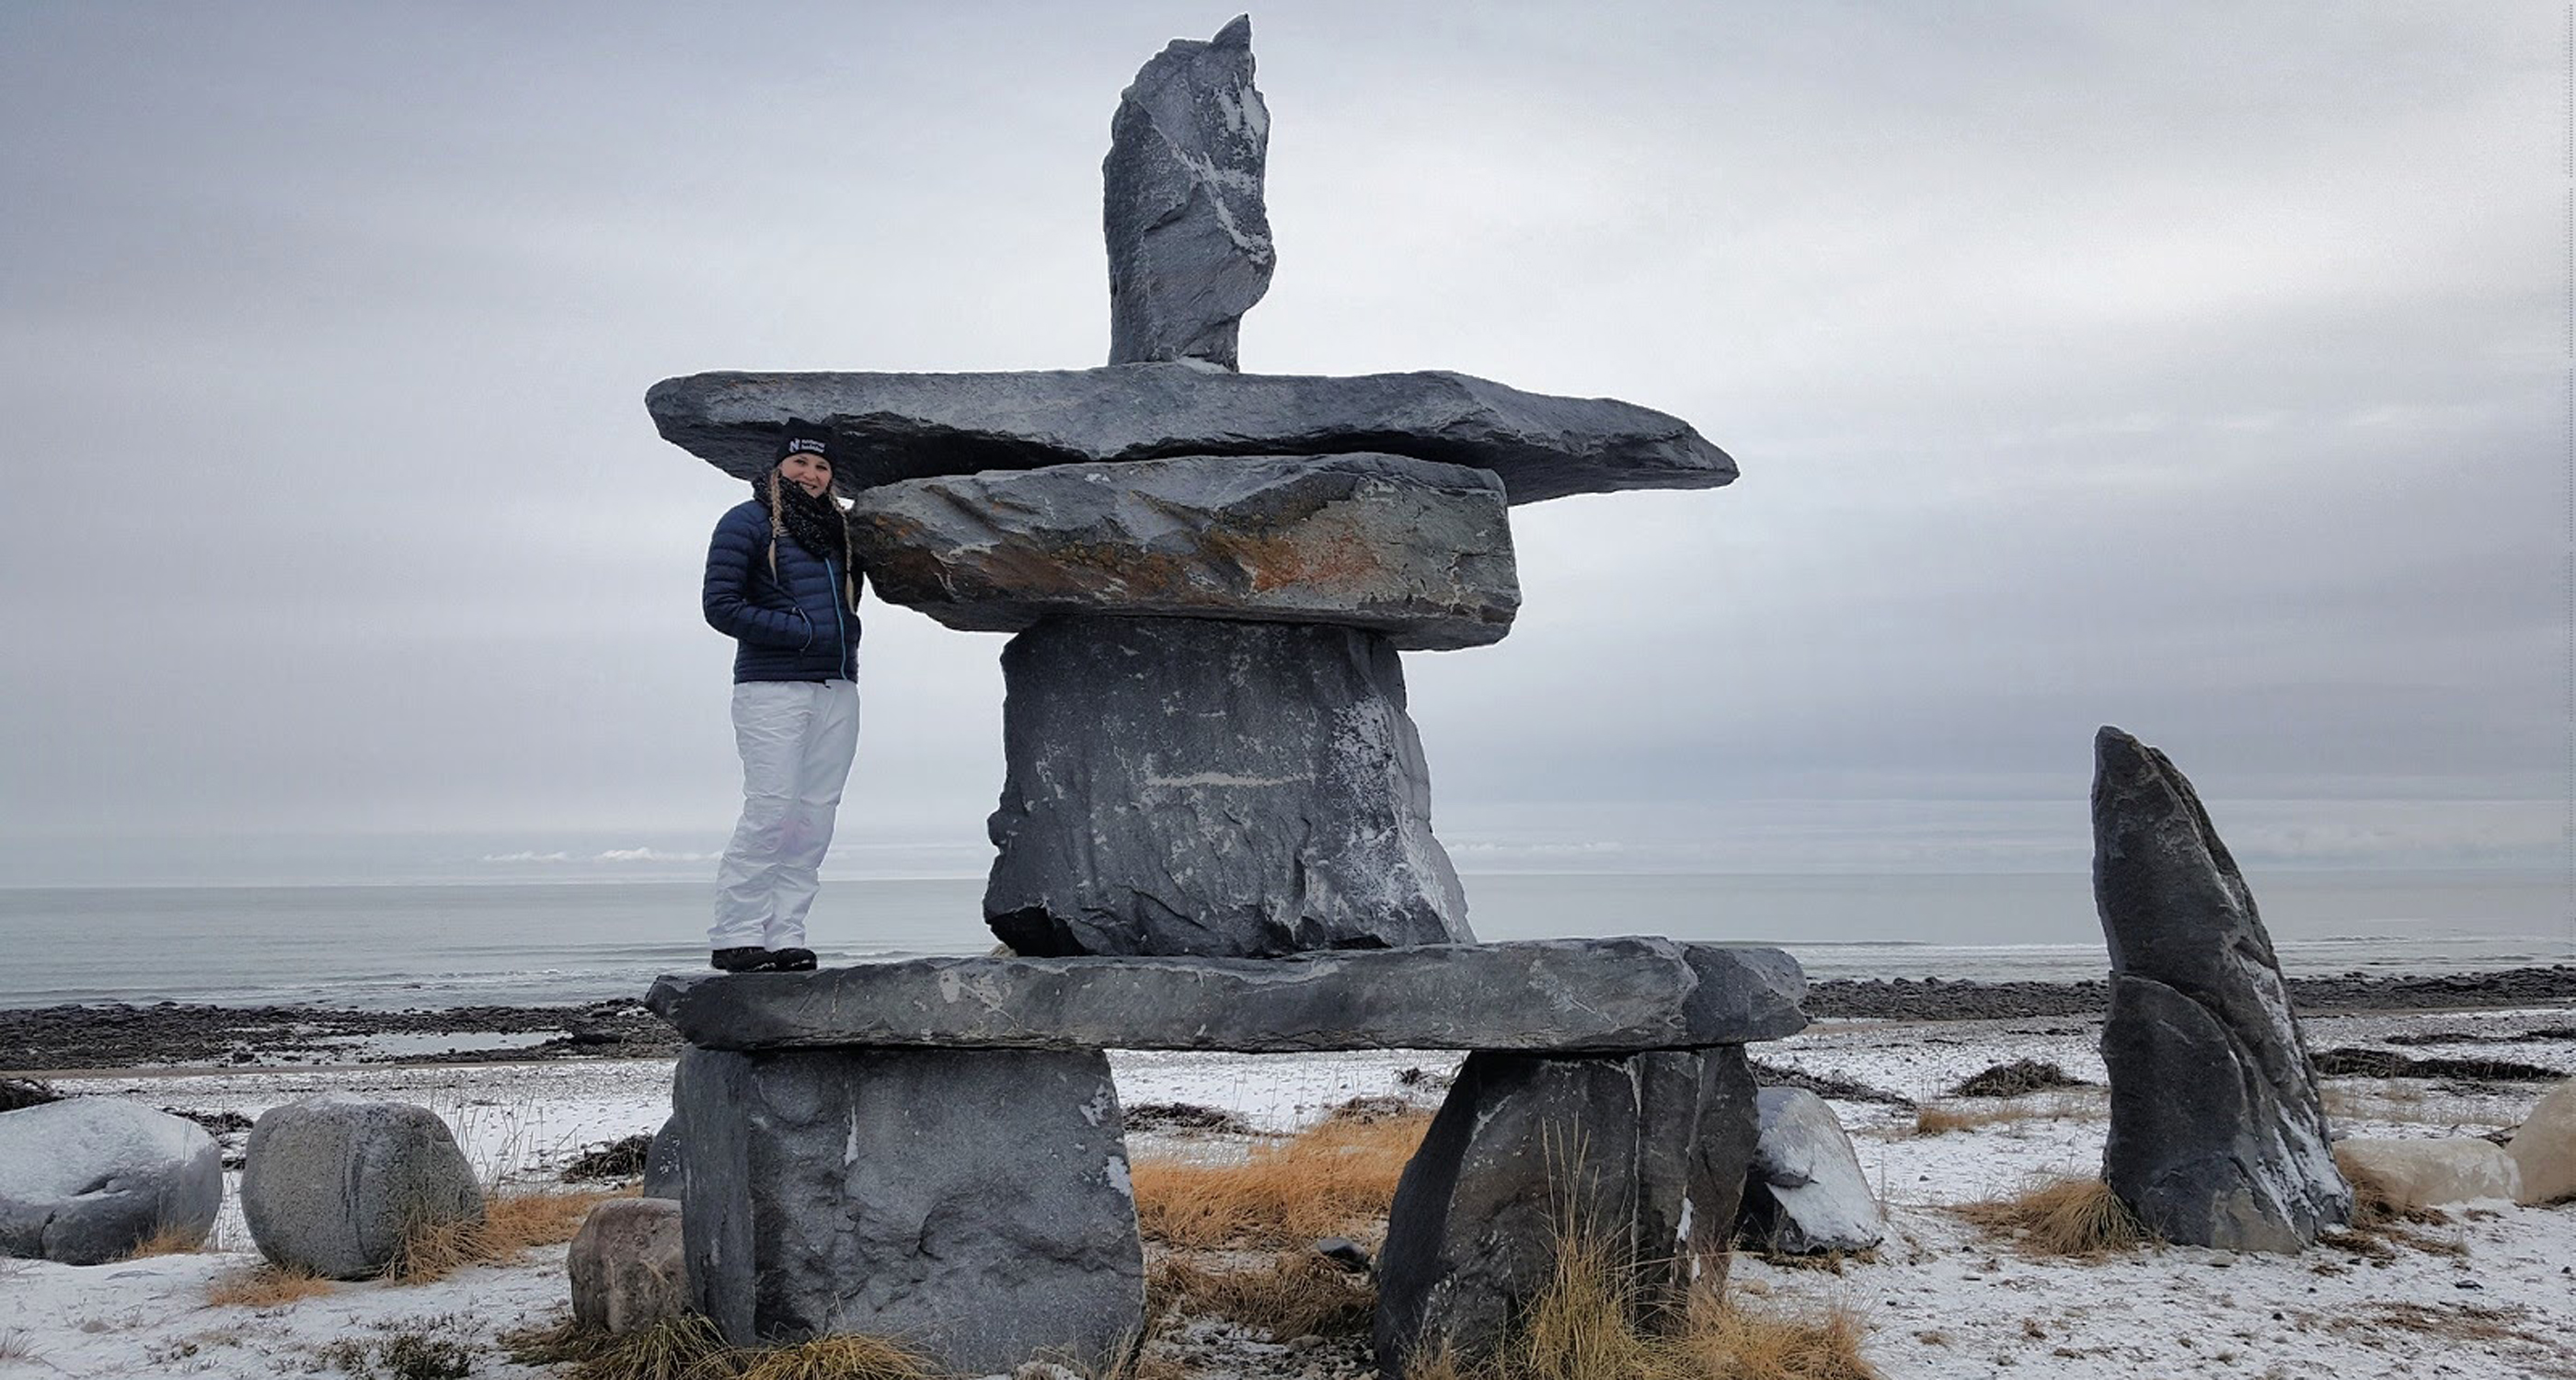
[1,869,2566,1010]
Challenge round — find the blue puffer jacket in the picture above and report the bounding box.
[702,500,860,683]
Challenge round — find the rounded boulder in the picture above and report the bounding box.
[0,1097,222,1265]
[569,1197,687,1334]
[241,1096,484,1279]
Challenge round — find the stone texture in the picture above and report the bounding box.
[2335,1138,2524,1209]
[1735,1087,1883,1254]
[2092,727,2350,1251]
[645,939,1808,1052]
[0,1098,221,1265]
[640,1112,684,1201]
[644,363,1735,505]
[569,1197,689,1335]
[240,1096,485,1279]
[1374,1048,1759,1378]
[674,1045,1142,1373]
[986,615,1469,957]
[1105,16,1271,370]
[2507,1077,2575,1204]
[847,454,1518,650]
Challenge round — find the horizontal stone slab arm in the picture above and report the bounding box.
[644,938,1806,1052]
[645,362,1736,505]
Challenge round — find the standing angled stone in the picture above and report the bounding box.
[985,615,1472,957]
[1373,1048,1759,1378]
[1105,15,1272,369]
[2092,726,2350,1251]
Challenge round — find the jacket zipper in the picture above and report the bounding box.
[827,558,849,681]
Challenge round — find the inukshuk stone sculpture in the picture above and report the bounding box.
[650,16,1735,961]
[645,18,1764,1376]
[2091,726,2351,1251]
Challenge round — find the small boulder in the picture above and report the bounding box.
[569,1197,687,1334]
[240,1096,484,1279]
[1735,1087,1883,1254]
[2507,1078,2576,1204]
[0,1098,222,1265]
[640,1113,685,1201]
[2337,1138,2524,1208]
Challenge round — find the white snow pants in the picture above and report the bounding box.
[709,679,859,949]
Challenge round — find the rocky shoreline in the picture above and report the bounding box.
[3,963,2570,1075]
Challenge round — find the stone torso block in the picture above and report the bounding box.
[984,615,1471,957]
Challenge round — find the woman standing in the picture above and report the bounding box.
[700,420,861,972]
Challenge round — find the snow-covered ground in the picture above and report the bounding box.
[1,1008,2568,1378]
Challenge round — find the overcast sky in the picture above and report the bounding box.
[0,3,2561,884]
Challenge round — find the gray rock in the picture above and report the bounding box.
[984,615,1466,957]
[1105,16,1271,370]
[644,363,1734,505]
[645,939,1808,1052]
[239,1096,485,1279]
[569,1197,688,1335]
[847,454,1518,650]
[640,1112,684,1201]
[2093,727,2350,1251]
[675,1046,1142,1373]
[1735,1087,1883,1254]
[0,1098,221,1265]
[1374,1048,1759,1377]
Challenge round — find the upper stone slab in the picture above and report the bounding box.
[1106,16,1272,370]
[644,938,1808,1053]
[646,363,1736,505]
[845,454,1517,650]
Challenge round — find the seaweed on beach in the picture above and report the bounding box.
[2312,1048,2564,1082]
[559,1133,655,1182]
[2383,1027,2576,1048]
[1125,1101,1254,1134]
[0,1078,60,1112]
[1749,1059,1917,1109]
[1951,1059,2092,1098]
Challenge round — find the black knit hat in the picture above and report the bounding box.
[776,419,834,464]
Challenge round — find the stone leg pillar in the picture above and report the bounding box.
[1372,1047,1759,1378]
[984,614,1473,957]
[673,1045,1144,1374]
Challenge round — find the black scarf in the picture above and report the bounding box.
[755,469,853,577]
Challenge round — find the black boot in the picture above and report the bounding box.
[766,948,818,972]
[710,946,773,972]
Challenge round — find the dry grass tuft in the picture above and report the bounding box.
[1150,1252,1375,1339]
[1909,1103,2030,1136]
[1401,1225,1877,1380]
[2333,1151,2451,1232]
[1132,1110,1431,1248]
[0,1328,40,1362]
[203,1263,336,1308]
[115,1220,212,1259]
[730,1334,935,1380]
[504,1315,728,1380]
[387,1187,616,1284]
[500,1315,934,1380]
[1953,1178,2156,1258]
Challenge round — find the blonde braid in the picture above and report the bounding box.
[765,468,786,581]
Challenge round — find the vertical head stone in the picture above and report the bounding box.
[1103,14,1273,371]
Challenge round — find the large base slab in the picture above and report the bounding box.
[674,1046,1143,1374]
[986,615,1471,958]
[646,939,1807,1052]
[1373,1047,1760,1378]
